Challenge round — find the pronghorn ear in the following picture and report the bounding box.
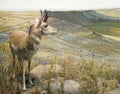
[40,10,42,16]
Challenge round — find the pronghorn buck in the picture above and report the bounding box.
[9,10,58,91]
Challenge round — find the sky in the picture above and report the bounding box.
[0,0,120,11]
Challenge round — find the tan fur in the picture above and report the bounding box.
[9,10,58,91]
[10,31,28,49]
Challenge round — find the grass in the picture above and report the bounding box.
[0,43,21,94]
[0,43,39,94]
[88,22,120,37]
[60,55,119,94]
[97,9,120,18]
[0,44,120,94]
[0,10,120,94]
[0,11,38,33]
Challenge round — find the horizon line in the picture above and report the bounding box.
[0,7,120,11]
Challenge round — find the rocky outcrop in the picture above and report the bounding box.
[31,64,63,80]
[48,10,120,26]
[64,80,80,94]
[107,87,120,94]
[44,78,80,94]
[30,64,81,94]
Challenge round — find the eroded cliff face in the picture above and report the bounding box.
[48,10,120,26]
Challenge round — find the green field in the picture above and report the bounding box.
[88,22,120,37]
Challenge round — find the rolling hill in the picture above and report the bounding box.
[0,9,120,66]
[97,8,120,18]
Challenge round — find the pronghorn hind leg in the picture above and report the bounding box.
[17,56,22,72]
[12,54,16,79]
[28,60,33,85]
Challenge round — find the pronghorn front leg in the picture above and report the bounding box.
[28,60,33,85]
[12,54,16,79]
[21,59,26,91]
[17,56,23,71]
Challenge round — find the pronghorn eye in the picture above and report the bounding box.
[44,25,48,28]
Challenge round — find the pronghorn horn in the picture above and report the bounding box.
[43,10,49,22]
[44,10,47,16]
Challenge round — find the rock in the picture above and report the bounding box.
[48,77,63,94]
[21,86,42,94]
[107,88,120,94]
[64,80,80,94]
[43,78,80,94]
[31,64,63,80]
[41,90,47,94]
[31,64,81,94]
[0,33,9,44]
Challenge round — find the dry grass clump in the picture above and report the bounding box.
[60,55,119,94]
[0,43,38,94]
[0,43,22,94]
[0,43,120,94]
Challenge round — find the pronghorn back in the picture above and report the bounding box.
[9,31,28,50]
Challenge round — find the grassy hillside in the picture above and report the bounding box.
[0,43,120,94]
[88,22,120,37]
[97,8,120,18]
[0,9,120,64]
[0,9,120,94]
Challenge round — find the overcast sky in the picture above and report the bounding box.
[0,0,120,11]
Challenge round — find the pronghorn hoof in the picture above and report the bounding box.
[30,82,34,85]
[31,82,34,86]
[26,84,34,88]
[26,82,34,88]
[12,75,15,79]
[23,88,26,91]
[29,81,34,85]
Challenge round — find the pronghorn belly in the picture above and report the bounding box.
[17,48,38,61]
[23,50,37,61]
[21,43,39,61]
[10,42,39,61]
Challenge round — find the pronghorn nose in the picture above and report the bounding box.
[52,32,57,35]
[56,29,58,32]
[53,27,58,32]
[56,28,59,32]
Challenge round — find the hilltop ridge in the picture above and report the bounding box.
[48,10,120,26]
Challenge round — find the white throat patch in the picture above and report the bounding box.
[31,34,41,43]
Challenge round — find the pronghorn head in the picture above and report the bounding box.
[29,10,58,37]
